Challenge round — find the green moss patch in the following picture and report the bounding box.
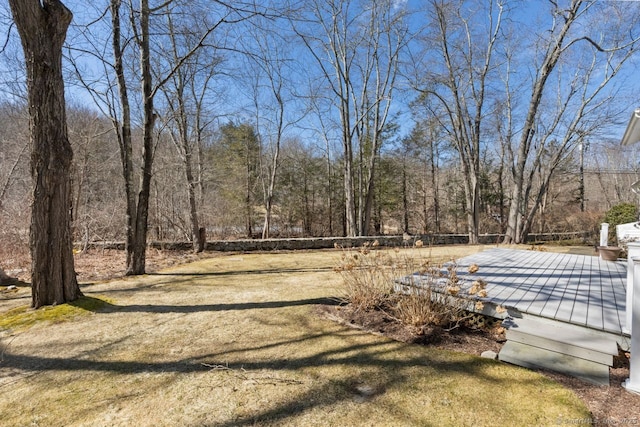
[0,295,114,331]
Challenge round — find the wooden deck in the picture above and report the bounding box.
[439,248,628,335]
[401,247,629,384]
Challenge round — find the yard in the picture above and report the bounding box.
[0,246,616,426]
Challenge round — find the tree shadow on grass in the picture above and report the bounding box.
[79,296,342,314]
[83,265,337,294]
[147,266,336,277]
[0,279,30,288]
[0,278,31,303]
[0,332,561,426]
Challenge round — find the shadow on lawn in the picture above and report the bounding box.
[85,266,337,294]
[77,295,341,314]
[0,253,587,425]
[1,329,509,426]
[148,266,336,277]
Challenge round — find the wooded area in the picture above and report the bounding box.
[2,1,640,304]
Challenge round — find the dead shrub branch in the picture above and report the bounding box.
[336,243,492,332]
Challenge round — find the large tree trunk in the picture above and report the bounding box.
[9,0,82,308]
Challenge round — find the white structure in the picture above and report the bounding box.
[617,222,640,243]
[620,109,640,394]
[618,224,640,333]
[625,258,640,394]
[627,243,640,335]
[600,223,609,247]
[621,108,640,147]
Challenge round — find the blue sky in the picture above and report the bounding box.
[2,0,640,152]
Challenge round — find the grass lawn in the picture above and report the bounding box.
[0,246,590,426]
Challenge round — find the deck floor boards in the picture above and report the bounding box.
[445,248,627,334]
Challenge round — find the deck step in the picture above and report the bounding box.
[499,316,620,385]
[499,341,611,386]
[504,316,619,365]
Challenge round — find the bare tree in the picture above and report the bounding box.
[503,0,640,243]
[108,0,138,272]
[415,0,505,244]
[130,0,156,274]
[82,0,247,272]
[305,83,339,236]
[8,0,81,307]
[400,117,445,234]
[293,0,408,236]
[67,107,116,250]
[236,18,304,239]
[157,11,221,251]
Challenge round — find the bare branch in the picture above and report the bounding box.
[0,22,14,54]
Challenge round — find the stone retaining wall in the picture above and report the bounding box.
[86,232,589,252]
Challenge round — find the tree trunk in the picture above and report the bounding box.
[497,148,506,234]
[344,136,357,237]
[402,158,409,234]
[186,154,202,252]
[427,136,440,234]
[245,148,253,238]
[163,12,203,253]
[428,0,502,246]
[461,159,481,245]
[9,0,81,308]
[130,0,155,274]
[261,97,283,240]
[262,148,278,239]
[110,0,138,273]
[303,168,312,236]
[357,136,365,236]
[325,140,333,236]
[361,156,376,236]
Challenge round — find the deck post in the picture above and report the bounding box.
[600,223,609,247]
[626,242,640,334]
[623,257,640,394]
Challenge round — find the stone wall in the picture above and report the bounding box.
[86,232,588,252]
[197,232,587,252]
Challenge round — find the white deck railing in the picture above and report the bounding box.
[625,252,640,394]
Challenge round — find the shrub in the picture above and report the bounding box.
[604,203,638,244]
[334,242,405,311]
[393,262,488,330]
[335,243,489,331]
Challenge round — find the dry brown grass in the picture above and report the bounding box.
[0,246,591,426]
